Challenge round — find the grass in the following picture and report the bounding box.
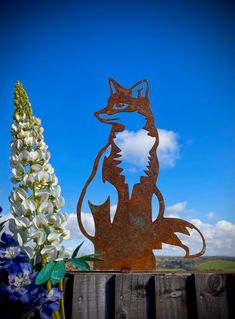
[196,259,235,271]
[155,268,184,272]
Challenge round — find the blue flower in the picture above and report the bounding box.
[5,262,39,304]
[0,232,18,248]
[39,288,64,319]
[0,232,28,269]
[0,222,64,318]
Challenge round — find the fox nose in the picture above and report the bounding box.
[94,108,112,119]
[94,111,100,119]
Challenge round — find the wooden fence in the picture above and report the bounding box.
[64,272,235,319]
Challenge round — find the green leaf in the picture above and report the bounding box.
[51,261,66,285]
[35,262,55,285]
[71,241,84,258]
[68,258,90,271]
[78,253,103,262]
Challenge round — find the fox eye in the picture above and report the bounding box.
[113,102,127,110]
[115,102,124,107]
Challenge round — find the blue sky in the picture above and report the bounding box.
[0,0,234,255]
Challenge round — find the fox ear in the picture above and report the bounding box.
[108,78,124,95]
[131,80,149,98]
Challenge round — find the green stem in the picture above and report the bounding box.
[53,311,61,319]
[42,256,61,319]
[59,279,66,319]
[46,279,52,291]
[53,312,61,319]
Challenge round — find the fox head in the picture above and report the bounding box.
[94,78,153,131]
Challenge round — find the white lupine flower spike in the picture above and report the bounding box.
[9,81,70,263]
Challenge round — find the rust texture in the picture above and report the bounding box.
[77,78,206,270]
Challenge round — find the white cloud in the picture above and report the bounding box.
[66,212,95,238]
[63,212,94,255]
[110,204,117,222]
[115,129,155,167]
[192,219,235,256]
[2,208,235,257]
[166,201,187,216]
[158,129,180,168]
[114,128,179,169]
[156,216,235,257]
[64,211,235,257]
[206,211,215,219]
[3,209,233,258]
[164,201,190,218]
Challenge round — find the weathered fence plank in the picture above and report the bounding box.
[115,274,155,319]
[225,274,235,318]
[226,274,235,319]
[66,272,235,319]
[194,273,229,319]
[71,273,115,319]
[155,274,189,319]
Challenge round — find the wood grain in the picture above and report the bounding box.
[194,273,229,319]
[115,274,155,319]
[66,272,235,319]
[155,274,189,319]
[71,273,114,319]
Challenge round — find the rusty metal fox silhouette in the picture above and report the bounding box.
[77,78,206,270]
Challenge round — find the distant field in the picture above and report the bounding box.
[155,256,235,271]
[196,259,235,271]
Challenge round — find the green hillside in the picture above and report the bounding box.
[156,256,235,271]
[196,259,235,271]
